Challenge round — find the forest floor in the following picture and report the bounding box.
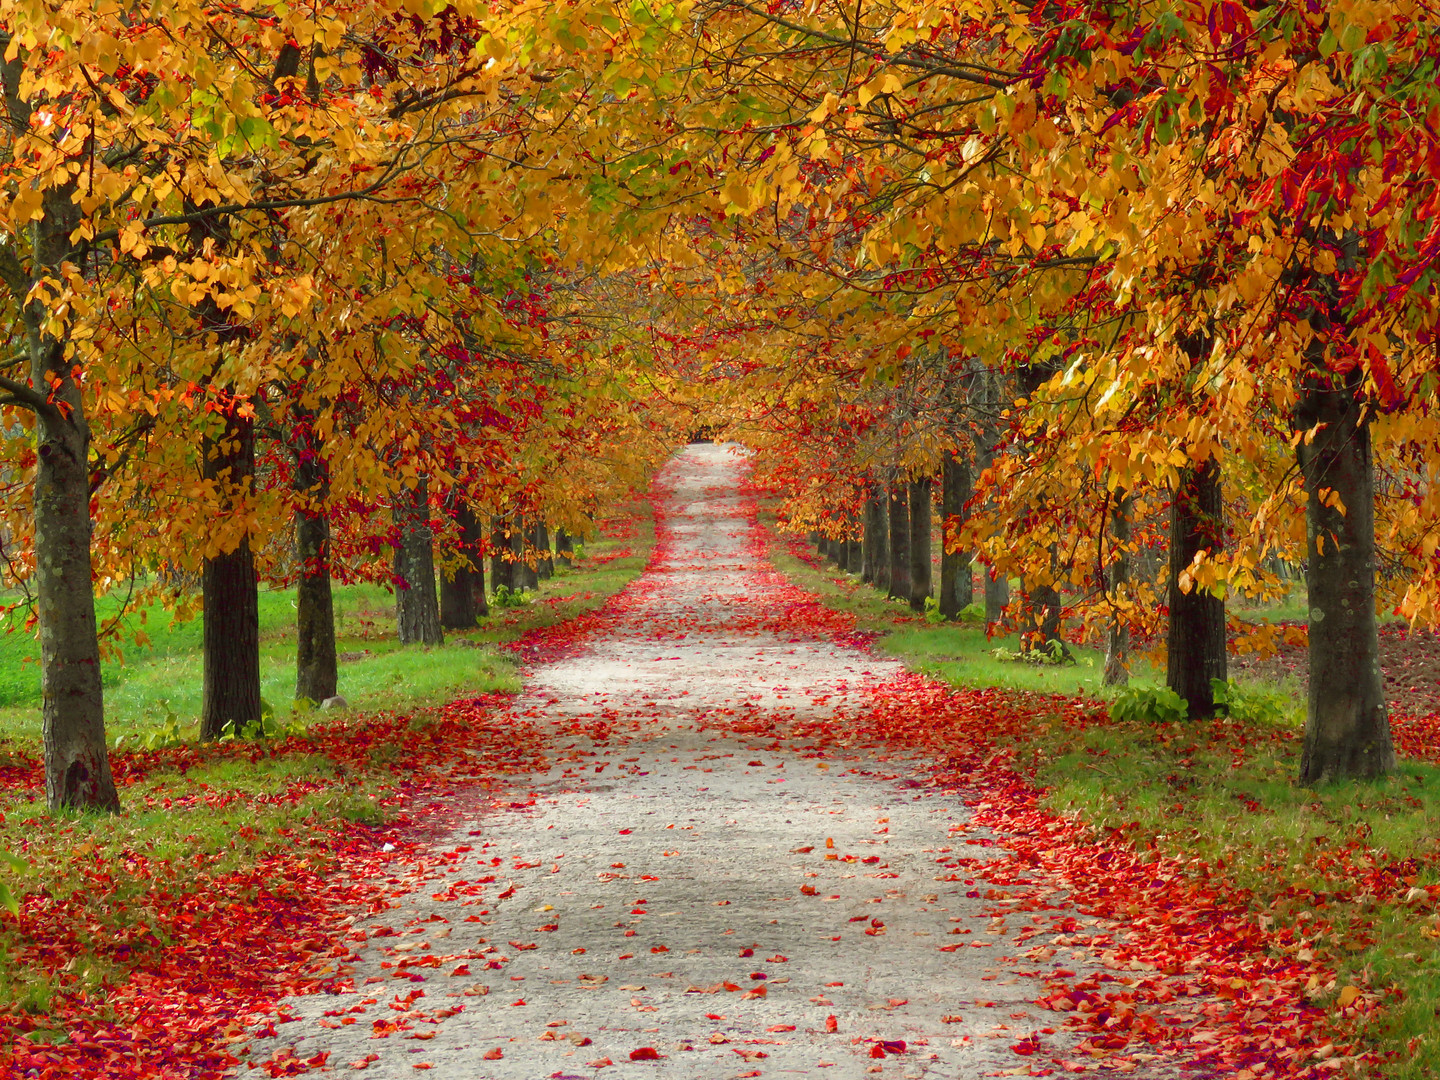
[1231,628,1440,718]
[1,445,1429,1080]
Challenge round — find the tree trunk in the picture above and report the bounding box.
[491,515,515,593]
[887,481,910,602]
[440,500,484,630]
[974,369,1009,627]
[863,491,887,588]
[22,156,120,809]
[845,526,863,573]
[471,509,489,618]
[984,568,1009,624]
[293,440,337,704]
[1295,374,1395,783]
[1102,491,1133,687]
[1166,458,1226,718]
[536,523,554,580]
[394,477,443,646]
[556,527,574,569]
[1021,572,1065,655]
[908,476,932,612]
[516,513,538,590]
[201,406,262,740]
[34,368,120,811]
[939,454,973,620]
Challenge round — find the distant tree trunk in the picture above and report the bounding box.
[440,499,484,630]
[863,490,887,588]
[394,476,443,646]
[491,515,516,593]
[201,406,262,740]
[1166,458,1226,718]
[293,430,337,704]
[536,523,554,580]
[939,454,973,620]
[1021,570,1065,654]
[974,369,1009,627]
[845,521,864,573]
[556,527,574,568]
[1102,490,1134,687]
[984,570,1009,625]
[908,476,932,612]
[1295,372,1395,783]
[887,481,911,602]
[517,512,538,590]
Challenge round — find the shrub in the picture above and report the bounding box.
[1109,684,1189,724]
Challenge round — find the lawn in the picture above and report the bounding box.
[0,496,656,1029]
[768,522,1440,1080]
[0,500,654,747]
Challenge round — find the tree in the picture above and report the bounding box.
[394,478,443,647]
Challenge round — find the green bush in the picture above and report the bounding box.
[491,584,529,609]
[1109,684,1189,724]
[990,638,1074,666]
[1211,678,1299,727]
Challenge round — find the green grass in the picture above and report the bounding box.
[0,499,654,748]
[0,752,374,1020]
[768,524,1440,1078]
[769,534,1170,696]
[0,495,656,1027]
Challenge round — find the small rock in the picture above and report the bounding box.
[321,695,348,710]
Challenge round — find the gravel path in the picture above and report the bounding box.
[242,445,1176,1079]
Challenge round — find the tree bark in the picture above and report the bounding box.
[908,476,932,612]
[490,515,515,593]
[440,499,485,630]
[1102,491,1134,687]
[536,523,554,580]
[984,568,1009,624]
[201,406,263,740]
[863,490,887,588]
[34,360,120,811]
[1166,458,1226,718]
[887,481,911,602]
[293,436,337,704]
[845,523,864,573]
[517,513,538,590]
[939,454,973,620]
[1295,374,1395,783]
[1021,573,1065,653]
[555,527,574,569]
[12,89,120,809]
[394,476,443,646]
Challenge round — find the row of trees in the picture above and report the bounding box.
[4,0,1436,806]
[0,0,682,811]
[626,0,1437,785]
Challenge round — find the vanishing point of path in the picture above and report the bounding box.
[245,444,1185,1079]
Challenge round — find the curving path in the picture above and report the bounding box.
[243,445,1176,1079]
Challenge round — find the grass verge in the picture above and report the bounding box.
[770,525,1440,1080]
[0,495,655,1032]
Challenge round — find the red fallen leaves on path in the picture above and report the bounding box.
[0,696,550,1080]
[4,460,1428,1080]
